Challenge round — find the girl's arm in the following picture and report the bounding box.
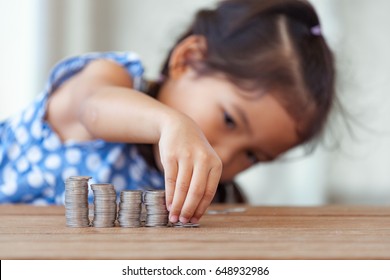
[46,59,222,224]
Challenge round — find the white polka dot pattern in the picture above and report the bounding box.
[43,134,61,151]
[7,143,21,160]
[98,166,111,182]
[26,146,42,163]
[23,107,34,123]
[27,169,44,188]
[112,174,126,191]
[44,154,62,170]
[31,120,42,139]
[65,148,81,164]
[1,181,18,196]
[16,157,29,173]
[15,126,29,144]
[86,153,101,172]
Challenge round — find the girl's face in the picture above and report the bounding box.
[157,68,300,182]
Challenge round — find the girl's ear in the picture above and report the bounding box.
[168,35,207,79]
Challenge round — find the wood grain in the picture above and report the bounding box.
[0,204,389,259]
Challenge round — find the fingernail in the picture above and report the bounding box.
[170,215,178,223]
[190,217,199,224]
[179,216,189,224]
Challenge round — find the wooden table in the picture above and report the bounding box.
[0,204,389,259]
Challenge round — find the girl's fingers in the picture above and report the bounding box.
[178,163,208,223]
[163,157,178,212]
[169,162,193,223]
[190,164,222,223]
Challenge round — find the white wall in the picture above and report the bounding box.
[0,0,42,120]
[327,0,390,204]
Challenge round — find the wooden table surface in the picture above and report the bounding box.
[0,204,389,260]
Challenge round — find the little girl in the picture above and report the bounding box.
[0,0,335,224]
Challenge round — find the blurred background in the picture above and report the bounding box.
[1,0,389,205]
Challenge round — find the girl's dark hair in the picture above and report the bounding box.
[149,0,335,145]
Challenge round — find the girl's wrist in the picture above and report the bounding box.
[157,107,182,136]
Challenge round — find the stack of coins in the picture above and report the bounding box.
[118,190,143,227]
[64,176,91,227]
[143,190,169,227]
[91,184,117,227]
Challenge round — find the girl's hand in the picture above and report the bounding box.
[158,111,222,224]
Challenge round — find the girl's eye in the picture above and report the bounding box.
[224,111,236,129]
[246,151,259,164]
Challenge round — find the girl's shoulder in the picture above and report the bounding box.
[48,51,145,93]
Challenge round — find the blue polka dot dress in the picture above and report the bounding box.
[0,52,164,205]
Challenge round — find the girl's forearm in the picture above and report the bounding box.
[79,86,174,144]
